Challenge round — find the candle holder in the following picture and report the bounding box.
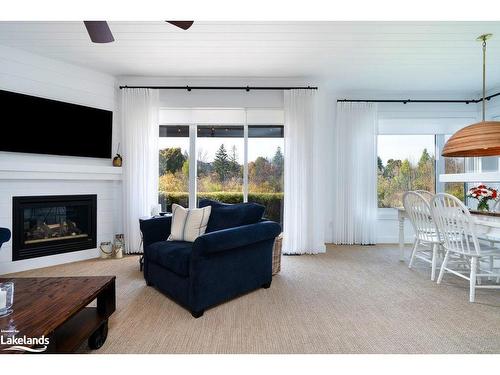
[0,282,14,318]
[113,234,124,259]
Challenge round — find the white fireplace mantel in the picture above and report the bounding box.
[0,161,122,181]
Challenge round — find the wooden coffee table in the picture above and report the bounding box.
[0,276,115,353]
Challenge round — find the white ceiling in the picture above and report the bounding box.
[1,21,500,92]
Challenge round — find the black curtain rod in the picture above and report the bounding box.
[337,91,500,104]
[119,85,318,91]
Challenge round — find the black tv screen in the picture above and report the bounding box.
[0,89,113,158]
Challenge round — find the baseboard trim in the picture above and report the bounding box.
[0,248,100,275]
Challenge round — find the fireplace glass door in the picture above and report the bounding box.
[23,205,90,245]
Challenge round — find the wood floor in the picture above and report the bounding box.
[4,244,500,354]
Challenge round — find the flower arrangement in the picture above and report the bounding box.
[467,184,498,211]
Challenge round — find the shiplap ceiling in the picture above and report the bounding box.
[1,21,500,92]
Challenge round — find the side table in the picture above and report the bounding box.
[138,213,172,272]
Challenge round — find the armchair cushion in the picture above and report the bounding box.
[145,240,192,277]
[198,199,265,232]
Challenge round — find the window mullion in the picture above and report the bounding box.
[243,110,249,202]
[189,124,197,209]
[435,134,444,193]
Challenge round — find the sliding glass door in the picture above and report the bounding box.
[248,125,284,223]
[158,109,284,223]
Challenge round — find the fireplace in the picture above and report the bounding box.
[12,195,97,261]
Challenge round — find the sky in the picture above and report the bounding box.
[377,135,435,166]
[159,134,433,167]
[158,137,283,163]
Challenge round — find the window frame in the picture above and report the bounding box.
[376,115,478,219]
[159,108,284,210]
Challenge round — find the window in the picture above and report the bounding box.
[376,116,481,209]
[377,133,469,208]
[377,135,436,208]
[196,126,244,204]
[159,126,189,211]
[248,126,284,224]
[158,110,284,223]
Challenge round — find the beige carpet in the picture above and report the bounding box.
[4,244,500,354]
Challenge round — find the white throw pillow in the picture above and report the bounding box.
[168,204,212,242]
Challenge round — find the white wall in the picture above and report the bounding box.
[486,87,500,121]
[1,45,496,266]
[0,44,120,165]
[0,45,121,274]
[159,89,283,109]
[120,80,493,245]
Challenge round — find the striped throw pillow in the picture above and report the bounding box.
[168,204,212,242]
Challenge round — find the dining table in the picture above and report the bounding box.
[396,207,500,261]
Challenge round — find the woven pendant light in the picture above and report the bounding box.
[442,34,500,157]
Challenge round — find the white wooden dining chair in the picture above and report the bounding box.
[403,191,442,281]
[430,193,500,302]
[414,190,434,203]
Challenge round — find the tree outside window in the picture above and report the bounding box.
[377,135,435,208]
[377,134,466,208]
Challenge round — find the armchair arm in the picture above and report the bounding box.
[139,216,172,248]
[0,228,11,247]
[193,221,281,256]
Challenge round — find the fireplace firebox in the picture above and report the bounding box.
[12,195,97,261]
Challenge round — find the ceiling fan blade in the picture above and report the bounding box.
[166,21,194,30]
[84,21,115,43]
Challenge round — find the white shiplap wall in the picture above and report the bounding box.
[0,45,122,274]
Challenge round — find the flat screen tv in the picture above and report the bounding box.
[0,89,113,158]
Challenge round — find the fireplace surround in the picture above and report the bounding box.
[12,195,97,261]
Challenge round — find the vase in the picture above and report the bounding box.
[113,234,124,259]
[477,199,489,212]
[0,282,14,318]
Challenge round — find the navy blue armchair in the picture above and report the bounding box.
[139,200,281,318]
[0,228,11,249]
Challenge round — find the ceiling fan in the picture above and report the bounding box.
[83,21,194,43]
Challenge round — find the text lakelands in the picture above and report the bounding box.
[0,335,50,346]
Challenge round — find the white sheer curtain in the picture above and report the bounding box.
[121,88,159,253]
[283,89,326,254]
[332,102,378,245]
